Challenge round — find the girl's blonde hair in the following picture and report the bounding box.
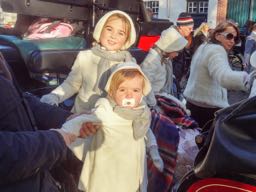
[103,13,131,44]
[108,69,145,97]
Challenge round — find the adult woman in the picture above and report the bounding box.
[183,21,252,131]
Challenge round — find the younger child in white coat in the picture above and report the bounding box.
[61,62,163,192]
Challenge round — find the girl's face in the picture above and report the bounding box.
[113,75,144,108]
[100,17,128,51]
[216,26,237,51]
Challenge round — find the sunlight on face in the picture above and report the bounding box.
[216,26,237,51]
[100,17,128,51]
[113,75,144,108]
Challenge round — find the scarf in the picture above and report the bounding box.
[109,98,151,140]
[91,43,133,94]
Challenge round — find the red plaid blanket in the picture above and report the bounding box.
[156,95,199,129]
[147,95,199,191]
[148,110,179,192]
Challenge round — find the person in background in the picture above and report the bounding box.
[244,23,256,72]
[172,12,194,96]
[141,25,200,184]
[183,20,256,132]
[191,22,209,54]
[146,7,154,20]
[141,26,188,107]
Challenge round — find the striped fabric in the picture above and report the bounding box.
[156,95,199,129]
[147,95,200,191]
[147,110,179,192]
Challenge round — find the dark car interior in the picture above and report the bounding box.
[0,0,172,97]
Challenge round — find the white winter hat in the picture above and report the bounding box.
[155,26,188,53]
[105,62,151,96]
[93,10,137,50]
[250,51,256,68]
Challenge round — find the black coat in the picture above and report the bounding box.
[0,76,80,192]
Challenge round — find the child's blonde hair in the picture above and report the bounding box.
[108,69,145,97]
[102,13,131,44]
[193,22,209,37]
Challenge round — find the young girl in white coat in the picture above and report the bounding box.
[40,10,137,113]
[61,62,163,192]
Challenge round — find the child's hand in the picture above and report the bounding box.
[79,122,102,138]
[149,146,164,172]
[52,129,77,145]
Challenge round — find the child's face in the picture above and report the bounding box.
[100,18,128,51]
[113,75,144,108]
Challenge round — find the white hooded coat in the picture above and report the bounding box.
[62,62,152,192]
[141,26,187,106]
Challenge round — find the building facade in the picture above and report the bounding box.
[144,0,209,27]
[144,0,254,28]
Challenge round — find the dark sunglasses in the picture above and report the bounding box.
[220,32,240,43]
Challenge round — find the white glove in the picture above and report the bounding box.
[40,93,59,106]
[149,146,164,172]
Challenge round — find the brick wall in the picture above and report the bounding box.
[216,0,228,24]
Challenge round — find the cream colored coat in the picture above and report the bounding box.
[51,50,127,112]
[67,98,147,192]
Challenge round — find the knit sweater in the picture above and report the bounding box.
[183,43,247,108]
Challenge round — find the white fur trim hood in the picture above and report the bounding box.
[105,61,152,96]
[155,26,188,53]
[93,10,137,50]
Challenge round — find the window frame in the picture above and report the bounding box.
[144,0,159,17]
